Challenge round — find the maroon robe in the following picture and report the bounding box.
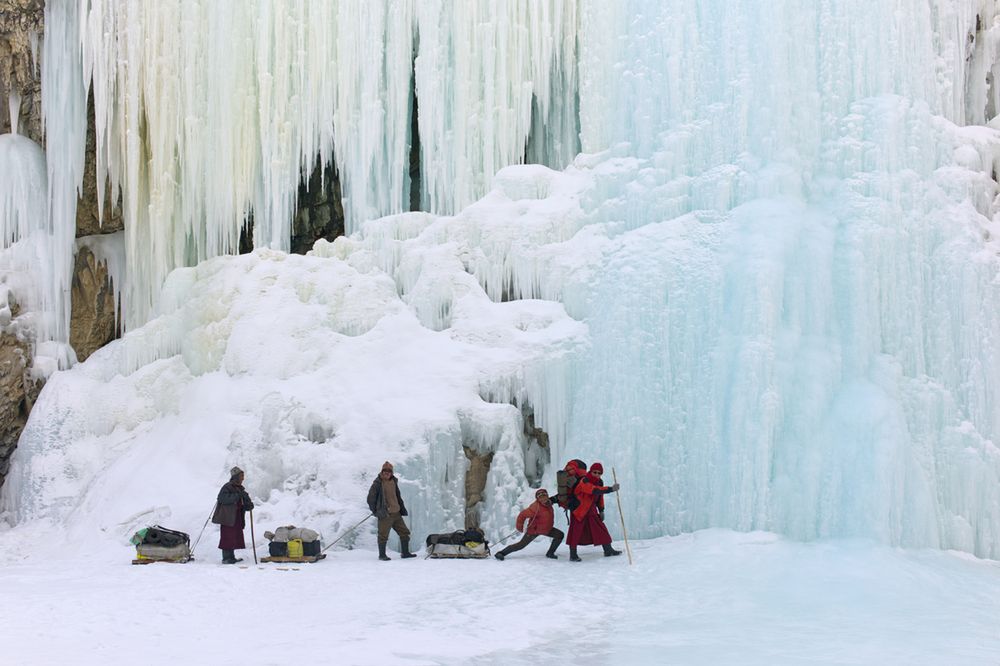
[567,503,612,547]
[218,499,246,550]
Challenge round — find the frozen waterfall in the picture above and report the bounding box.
[5,0,1000,559]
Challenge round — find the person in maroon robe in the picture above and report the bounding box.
[211,466,254,564]
[566,461,622,561]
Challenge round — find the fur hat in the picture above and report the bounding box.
[589,462,604,474]
[381,461,394,472]
[230,466,244,480]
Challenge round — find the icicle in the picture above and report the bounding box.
[8,91,21,135]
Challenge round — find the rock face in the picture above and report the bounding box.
[463,446,495,529]
[0,0,44,143]
[70,245,118,361]
[0,302,42,487]
[76,92,124,237]
[291,159,345,255]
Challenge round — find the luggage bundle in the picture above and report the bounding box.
[425,527,490,559]
[263,525,322,559]
[130,525,192,564]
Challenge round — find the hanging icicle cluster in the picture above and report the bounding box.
[48,0,579,330]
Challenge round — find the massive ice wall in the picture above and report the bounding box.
[8,0,1000,559]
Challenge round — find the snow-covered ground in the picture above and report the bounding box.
[1,529,997,665]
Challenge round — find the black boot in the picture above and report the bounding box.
[546,533,563,559]
[400,538,417,559]
[603,543,623,557]
[221,549,241,564]
[378,542,391,561]
[569,546,581,562]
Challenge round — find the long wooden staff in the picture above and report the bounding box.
[612,467,633,565]
[249,509,258,564]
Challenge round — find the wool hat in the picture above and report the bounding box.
[381,461,394,472]
[535,488,549,498]
[230,466,244,479]
[589,462,604,474]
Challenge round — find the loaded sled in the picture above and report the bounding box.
[425,528,490,559]
[130,525,192,564]
[261,525,324,563]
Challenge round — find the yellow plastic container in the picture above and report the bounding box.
[287,539,303,558]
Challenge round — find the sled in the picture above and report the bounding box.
[260,553,327,564]
[132,555,193,565]
[425,542,490,559]
[131,542,193,564]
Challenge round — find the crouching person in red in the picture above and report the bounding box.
[495,489,564,561]
[567,461,622,561]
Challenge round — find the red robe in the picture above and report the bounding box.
[567,474,612,547]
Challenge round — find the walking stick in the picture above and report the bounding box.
[321,513,375,554]
[249,509,258,564]
[190,502,217,556]
[612,467,633,565]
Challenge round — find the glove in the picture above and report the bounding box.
[611,483,620,492]
[599,511,605,521]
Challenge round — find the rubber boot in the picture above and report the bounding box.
[569,546,581,562]
[494,548,507,561]
[603,543,623,557]
[378,542,391,561]
[400,537,417,559]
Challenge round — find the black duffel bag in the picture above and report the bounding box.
[143,525,190,549]
[269,541,288,557]
[425,527,488,548]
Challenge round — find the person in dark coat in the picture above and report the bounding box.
[211,466,254,564]
[366,461,416,561]
[566,461,621,561]
[495,488,564,560]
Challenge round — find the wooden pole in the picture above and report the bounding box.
[321,513,375,554]
[190,502,217,557]
[249,509,258,564]
[612,467,633,565]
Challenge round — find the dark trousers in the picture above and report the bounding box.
[497,528,564,557]
[377,513,411,544]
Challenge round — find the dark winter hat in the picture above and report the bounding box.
[381,461,394,472]
[589,462,604,474]
[535,488,549,498]
[230,466,244,480]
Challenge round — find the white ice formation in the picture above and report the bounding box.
[4,1,1000,559]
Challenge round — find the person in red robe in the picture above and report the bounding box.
[211,466,254,564]
[566,461,622,561]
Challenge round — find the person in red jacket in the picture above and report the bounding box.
[567,461,622,561]
[494,488,564,560]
